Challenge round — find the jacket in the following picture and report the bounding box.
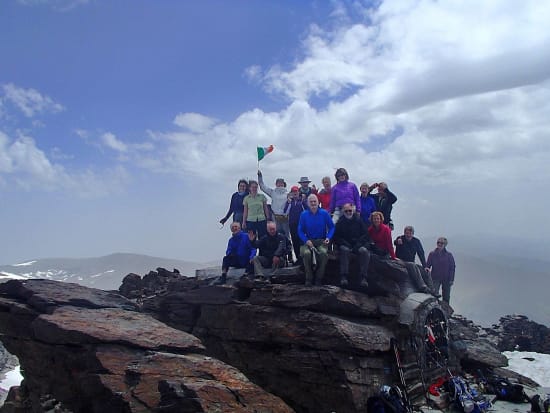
[368,224,396,259]
[333,215,371,251]
[394,236,427,267]
[284,199,307,228]
[329,180,361,213]
[298,208,335,242]
[427,248,456,282]
[372,188,397,224]
[252,233,286,259]
[226,231,257,267]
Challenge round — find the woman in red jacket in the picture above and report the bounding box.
[367,211,396,259]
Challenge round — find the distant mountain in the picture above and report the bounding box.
[0,253,201,291]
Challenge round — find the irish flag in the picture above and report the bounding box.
[257,145,274,161]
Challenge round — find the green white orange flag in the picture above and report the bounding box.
[257,145,274,161]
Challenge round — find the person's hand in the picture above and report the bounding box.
[257,169,262,177]
[248,230,256,241]
[424,267,430,272]
[312,184,317,191]
[396,237,403,245]
[306,240,313,248]
[219,218,227,225]
[324,238,330,245]
[242,222,247,230]
[272,256,281,267]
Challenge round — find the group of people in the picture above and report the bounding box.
[218,168,456,303]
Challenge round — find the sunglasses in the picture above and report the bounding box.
[343,209,353,213]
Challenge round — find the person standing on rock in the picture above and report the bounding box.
[333,203,371,288]
[219,179,249,226]
[243,180,270,239]
[329,168,361,224]
[316,176,332,210]
[215,222,256,285]
[258,170,290,239]
[426,237,456,304]
[284,186,307,264]
[298,194,335,286]
[371,181,397,230]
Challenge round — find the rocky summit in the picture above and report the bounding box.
[0,258,540,413]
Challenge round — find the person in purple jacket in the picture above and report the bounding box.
[329,168,361,224]
[426,237,456,304]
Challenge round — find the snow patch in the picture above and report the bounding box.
[12,260,36,267]
[503,351,550,387]
[0,365,23,391]
[0,272,29,280]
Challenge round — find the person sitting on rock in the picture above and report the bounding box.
[426,237,456,304]
[258,170,290,239]
[329,168,361,224]
[250,221,287,281]
[333,203,371,288]
[316,176,332,210]
[298,194,335,286]
[371,182,397,230]
[215,222,256,285]
[367,211,396,259]
[394,226,427,267]
[284,186,307,264]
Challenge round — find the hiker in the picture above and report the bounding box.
[242,180,270,239]
[250,221,287,281]
[329,168,361,224]
[297,176,317,201]
[219,179,249,226]
[359,182,377,226]
[333,203,371,288]
[426,237,456,303]
[394,226,427,267]
[316,176,332,210]
[367,211,396,259]
[258,170,289,239]
[298,194,335,286]
[284,186,307,264]
[371,182,397,230]
[215,222,256,285]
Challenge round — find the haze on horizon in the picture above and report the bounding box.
[1,1,550,265]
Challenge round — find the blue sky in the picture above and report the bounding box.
[1,0,550,264]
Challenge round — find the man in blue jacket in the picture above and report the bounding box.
[298,194,335,286]
[215,222,256,285]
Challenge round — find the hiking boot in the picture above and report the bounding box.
[305,274,313,287]
[214,273,227,285]
[340,274,349,288]
[314,276,323,286]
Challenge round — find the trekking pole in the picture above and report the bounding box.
[392,339,414,413]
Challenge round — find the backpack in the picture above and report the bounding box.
[367,386,409,413]
[446,376,491,413]
[490,377,529,403]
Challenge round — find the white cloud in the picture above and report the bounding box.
[0,131,129,196]
[16,0,89,11]
[138,0,550,241]
[1,83,64,118]
[173,112,218,133]
[101,132,128,153]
